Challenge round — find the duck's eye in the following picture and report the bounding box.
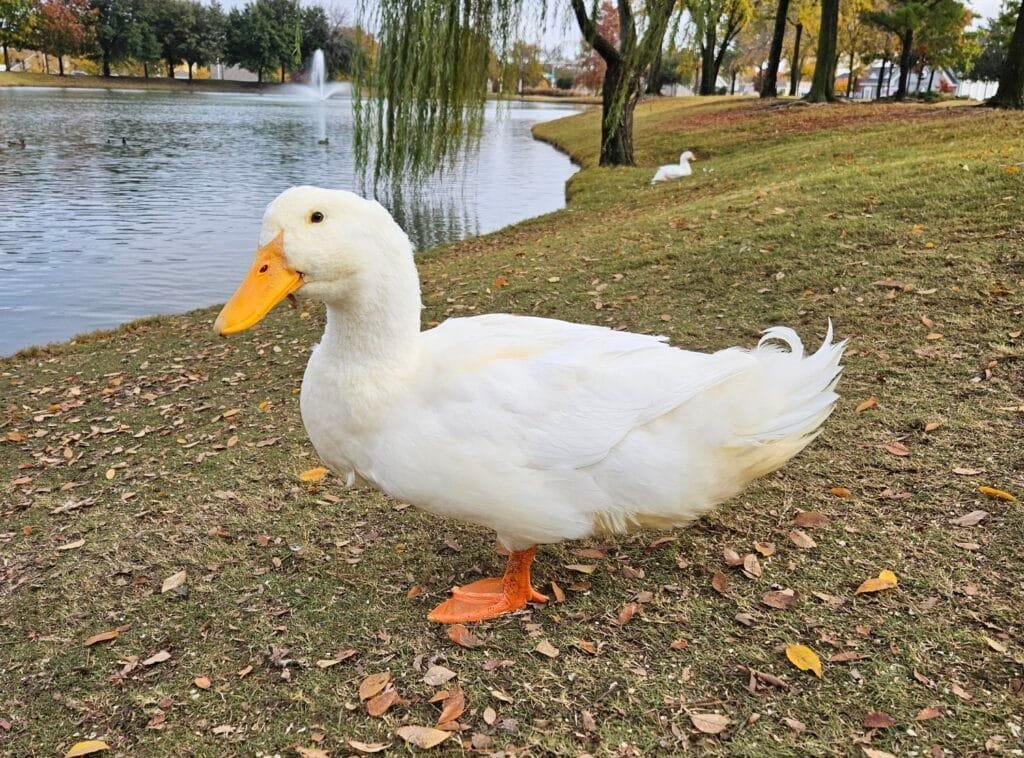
[310,211,324,223]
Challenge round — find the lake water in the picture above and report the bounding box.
[0,88,580,356]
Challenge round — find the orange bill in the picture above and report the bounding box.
[214,231,303,335]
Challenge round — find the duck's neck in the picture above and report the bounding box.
[318,260,423,383]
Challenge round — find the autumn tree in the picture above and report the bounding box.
[37,0,89,74]
[970,0,1018,79]
[88,0,134,76]
[761,0,790,96]
[688,0,754,94]
[180,0,224,80]
[806,0,839,101]
[1,0,36,71]
[573,0,618,91]
[839,0,885,95]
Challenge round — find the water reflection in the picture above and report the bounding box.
[0,89,579,355]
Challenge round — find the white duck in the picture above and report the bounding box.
[215,186,845,624]
[652,150,695,184]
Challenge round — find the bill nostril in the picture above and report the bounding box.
[259,264,269,273]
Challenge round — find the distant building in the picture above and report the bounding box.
[852,61,958,99]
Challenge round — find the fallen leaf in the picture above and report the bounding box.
[711,571,729,594]
[855,396,877,413]
[346,740,390,754]
[299,467,329,482]
[953,466,984,475]
[924,421,942,432]
[855,570,898,594]
[782,716,806,733]
[447,624,483,649]
[722,547,743,566]
[294,748,328,758]
[884,441,910,457]
[57,539,85,551]
[423,665,457,686]
[84,630,119,647]
[785,644,822,677]
[862,749,897,758]
[754,542,775,557]
[142,650,171,666]
[949,510,988,527]
[788,529,817,549]
[437,687,465,724]
[742,553,762,578]
[564,563,596,574]
[828,650,865,662]
[366,689,400,717]
[105,468,115,480]
[793,511,830,528]
[65,741,110,757]
[762,589,799,609]
[359,672,392,701]
[194,676,211,689]
[574,640,598,655]
[535,640,560,658]
[483,706,497,725]
[829,486,852,498]
[863,711,895,729]
[617,602,639,626]
[979,486,1016,502]
[915,706,944,721]
[878,569,898,585]
[395,725,451,749]
[984,636,1008,653]
[690,712,730,735]
[161,570,187,593]
[950,683,972,701]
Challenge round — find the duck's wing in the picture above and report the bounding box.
[418,314,753,470]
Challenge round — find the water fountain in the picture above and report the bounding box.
[283,49,348,100]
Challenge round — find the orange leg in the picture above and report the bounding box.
[428,546,548,624]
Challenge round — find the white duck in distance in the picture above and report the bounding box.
[215,186,846,624]
[652,150,695,184]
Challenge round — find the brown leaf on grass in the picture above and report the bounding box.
[829,486,852,498]
[793,511,830,528]
[722,547,743,566]
[788,529,817,549]
[423,665,456,685]
[952,466,984,475]
[915,706,945,721]
[979,486,1016,502]
[862,749,897,758]
[534,640,559,658]
[358,672,392,701]
[142,650,171,666]
[193,676,211,689]
[950,683,972,701]
[446,624,483,649]
[366,689,400,717]
[84,630,119,647]
[565,563,596,574]
[437,687,465,724]
[949,510,989,527]
[754,542,775,557]
[574,640,598,655]
[57,539,85,551]
[550,581,566,603]
[483,707,497,725]
[863,711,895,729]
[742,553,762,578]
[885,441,910,457]
[395,726,451,749]
[294,748,328,758]
[346,740,390,754]
[65,741,110,757]
[617,602,639,626]
[161,570,187,593]
[782,717,806,733]
[785,645,822,677]
[855,396,877,413]
[828,651,866,663]
[670,639,689,650]
[762,589,799,609]
[924,421,942,432]
[690,712,730,735]
[711,571,729,594]
[855,570,898,594]
[298,467,329,482]
[6,431,25,442]
[984,636,1008,653]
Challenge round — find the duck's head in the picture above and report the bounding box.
[214,186,411,335]
[680,151,695,162]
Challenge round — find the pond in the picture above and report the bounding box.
[0,87,581,356]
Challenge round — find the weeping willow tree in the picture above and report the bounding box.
[353,0,679,182]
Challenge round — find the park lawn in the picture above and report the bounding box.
[1,96,1023,757]
[0,71,267,92]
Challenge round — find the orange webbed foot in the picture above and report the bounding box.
[427,546,546,624]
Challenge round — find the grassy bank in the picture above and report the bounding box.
[0,71,270,92]
[2,97,1022,757]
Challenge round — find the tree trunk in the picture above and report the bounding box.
[990,0,1024,108]
[646,48,662,95]
[876,57,887,98]
[895,29,913,101]
[280,65,285,83]
[599,57,638,166]
[788,23,803,96]
[143,62,149,78]
[167,60,175,78]
[699,25,717,95]
[927,68,935,92]
[188,62,193,81]
[103,53,111,77]
[806,0,839,102]
[58,55,64,75]
[3,43,9,72]
[761,0,790,98]
[846,49,856,96]
[257,67,263,84]
[43,54,49,74]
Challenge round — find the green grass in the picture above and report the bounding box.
[2,96,1023,757]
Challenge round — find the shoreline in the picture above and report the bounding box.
[0,71,276,93]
